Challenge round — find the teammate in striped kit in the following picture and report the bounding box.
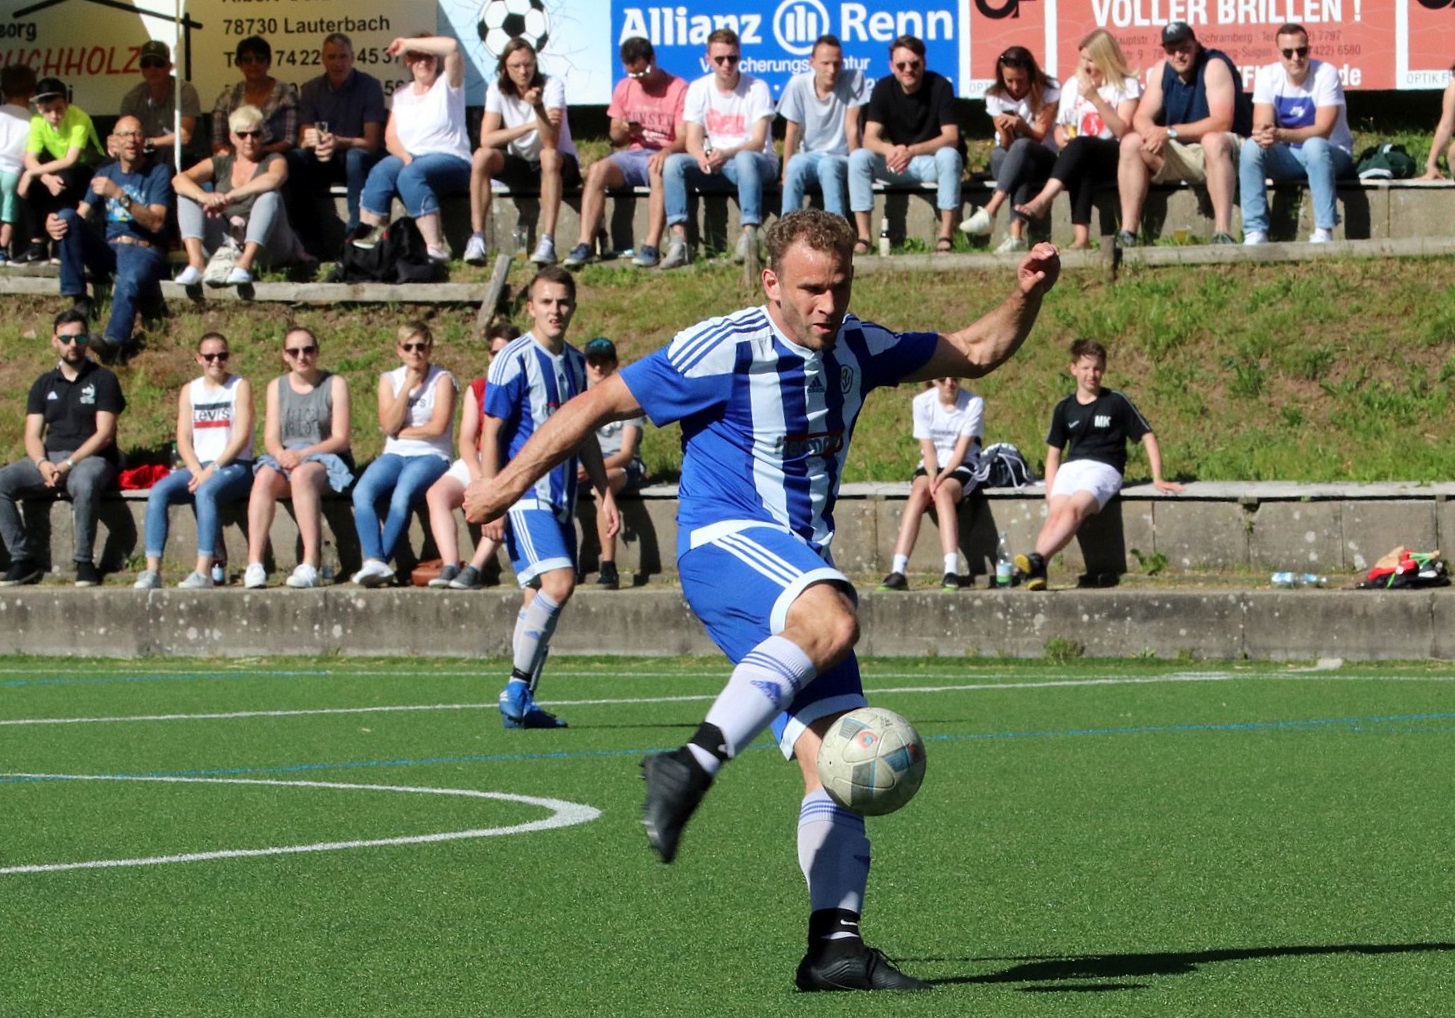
[480,265,618,728]
[465,210,1059,989]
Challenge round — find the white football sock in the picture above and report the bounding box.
[703,635,816,757]
[512,590,562,680]
[891,554,909,575]
[798,789,870,915]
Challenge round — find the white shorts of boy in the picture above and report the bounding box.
[1050,459,1123,510]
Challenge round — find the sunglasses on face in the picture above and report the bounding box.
[285,344,317,356]
[712,54,740,65]
[57,333,89,346]
[895,60,923,71]
[1281,45,1309,58]
[234,129,263,138]
[400,342,431,353]
[140,58,167,70]
[200,351,229,362]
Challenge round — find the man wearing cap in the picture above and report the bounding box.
[291,32,385,245]
[16,76,104,264]
[0,308,126,588]
[119,40,201,168]
[45,115,173,359]
[578,336,647,589]
[1238,23,1354,245]
[1116,21,1250,246]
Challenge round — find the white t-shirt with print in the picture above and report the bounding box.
[683,72,776,155]
[484,74,576,162]
[1252,59,1353,154]
[912,386,985,471]
[1055,75,1142,141]
[985,81,1061,151]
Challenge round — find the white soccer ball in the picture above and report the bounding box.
[817,707,926,816]
[478,0,551,58]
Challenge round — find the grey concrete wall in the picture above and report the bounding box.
[1,586,1449,661]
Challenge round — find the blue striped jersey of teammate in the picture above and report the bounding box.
[620,309,937,559]
[484,332,588,523]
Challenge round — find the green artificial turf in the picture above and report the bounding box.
[1,656,1452,1017]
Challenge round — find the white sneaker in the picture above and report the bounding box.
[530,235,557,265]
[243,563,268,589]
[175,265,204,286]
[177,570,212,589]
[961,206,994,236]
[1243,230,1268,246]
[1310,227,1334,243]
[659,235,690,270]
[352,558,393,587]
[462,234,488,265]
[225,266,253,286]
[733,230,759,264]
[426,244,451,263]
[286,562,320,589]
[133,569,161,590]
[995,235,1028,254]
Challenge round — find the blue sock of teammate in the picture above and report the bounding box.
[799,790,869,957]
[510,591,562,685]
[685,635,817,776]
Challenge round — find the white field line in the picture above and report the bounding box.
[0,775,600,875]
[4,667,1452,728]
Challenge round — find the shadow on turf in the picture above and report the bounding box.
[925,942,1455,992]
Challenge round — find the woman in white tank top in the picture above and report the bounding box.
[351,320,457,586]
[134,333,255,590]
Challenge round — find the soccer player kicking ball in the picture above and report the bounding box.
[1015,337,1182,590]
[464,210,1059,991]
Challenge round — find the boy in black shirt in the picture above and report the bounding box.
[1016,338,1181,590]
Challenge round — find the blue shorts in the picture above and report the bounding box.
[678,523,866,758]
[505,502,577,587]
[609,149,654,187]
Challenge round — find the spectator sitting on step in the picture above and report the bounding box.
[0,308,126,588]
[659,28,778,270]
[1419,62,1455,181]
[16,75,104,265]
[244,326,354,590]
[350,321,457,588]
[120,39,201,168]
[134,333,254,591]
[173,104,310,288]
[422,320,518,591]
[878,376,984,592]
[577,337,647,590]
[290,32,386,247]
[778,34,868,235]
[0,64,37,264]
[562,36,687,270]
[210,35,298,158]
[464,38,579,268]
[847,34,964,254]
[47,114,173,361]
[960,45,1059,254]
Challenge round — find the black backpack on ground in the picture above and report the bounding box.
[972,442,1037,489]
[326,218,440,284]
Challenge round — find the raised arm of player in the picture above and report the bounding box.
[906,243,1061,383]
[462,372,643,526]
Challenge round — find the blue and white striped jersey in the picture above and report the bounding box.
[485,332,588,518]
[621,306,937,555]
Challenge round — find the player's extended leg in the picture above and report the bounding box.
[1016,489,1101,591]
[499,506,577,728]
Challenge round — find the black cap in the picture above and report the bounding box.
[1162,21,1195,46]
[33,77,67,102]
[139,40,171,63]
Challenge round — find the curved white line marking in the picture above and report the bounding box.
[0,774,601,876]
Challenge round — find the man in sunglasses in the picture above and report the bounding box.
[1116,20,1249,246]
[563,36,686,269]
[659,28,778,269]
[1238,22,1354,245]
[0,308,126,587]
[46,114,173,361]
[847,34,963,253]
[119,40,200,167]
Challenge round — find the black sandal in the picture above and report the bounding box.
[935,235,954,254]
[853,237,872,255]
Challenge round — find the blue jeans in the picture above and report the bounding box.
[0,451,115,563]
[360,152,471,219]
[55,209,166,348]
[782,151,851,218]
[664,150,779,228]
[351,453,450,562]
[848,147,965,212]
[1239,136,1354,234]
[143,461,253,559]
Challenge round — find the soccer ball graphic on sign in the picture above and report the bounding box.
[817,707,926,816]
[478,0,551,58]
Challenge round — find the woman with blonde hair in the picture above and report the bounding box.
[1014,29,1141,249]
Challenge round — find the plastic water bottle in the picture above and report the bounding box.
[878,219,891,257]
[210,562,225,586]
[1271,572,1328,588]
[321,540,337,585]
[996,531,1013,588]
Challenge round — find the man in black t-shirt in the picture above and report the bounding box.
[847,34,963,253]
[1015,338,1181,590]
[0,308,127,587]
